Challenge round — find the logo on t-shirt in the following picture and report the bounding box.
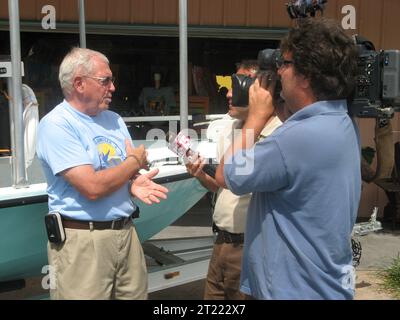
[93,136,124,169]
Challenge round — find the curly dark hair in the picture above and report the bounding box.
[280,18,358,101]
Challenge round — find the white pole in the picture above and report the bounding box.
[79,0,86,48]
[179,0,188,131]
[8,0,27,188]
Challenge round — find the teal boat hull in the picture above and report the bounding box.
[0,177,206,282]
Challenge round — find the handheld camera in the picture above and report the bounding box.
[231,49,282,107]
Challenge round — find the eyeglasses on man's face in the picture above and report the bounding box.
[275,58,294,69]
[84,75,115,87]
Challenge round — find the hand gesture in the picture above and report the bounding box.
[125,139,149,170]
[186,154,206,178]
[131,168,168,205]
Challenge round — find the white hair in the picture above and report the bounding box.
[58,47,109,97]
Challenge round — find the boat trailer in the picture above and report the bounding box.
[0,235,214,298]
[145,236,213,293]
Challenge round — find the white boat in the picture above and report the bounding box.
[0,144,213,282]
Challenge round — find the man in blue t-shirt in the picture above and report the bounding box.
[215,18,362,299]
[37,48,168,300]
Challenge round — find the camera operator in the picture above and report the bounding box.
[215,18,361,299]
[186,60,282,299]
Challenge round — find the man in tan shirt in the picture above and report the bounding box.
[187,60,282,299]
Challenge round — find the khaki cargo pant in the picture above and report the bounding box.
[47,220,147,300]
[204,241,245,300]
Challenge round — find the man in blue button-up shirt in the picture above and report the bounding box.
[216,18,361,299]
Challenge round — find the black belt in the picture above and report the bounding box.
[62,207,140,230]
[213,223,244,244]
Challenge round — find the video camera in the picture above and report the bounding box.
[231,0,400,119]
[231,49,281,107]
[350,36,400,119]
[287,0,327,19]
[231,0,327,108]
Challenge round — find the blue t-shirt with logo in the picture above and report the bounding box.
[224,100,361,299]
[37,100,136,221]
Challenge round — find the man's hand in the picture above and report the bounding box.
[125,139,149,170]
[248,78,275,123]
[186,154,206,179]
[131,168,169,205]
[186,154,220,193]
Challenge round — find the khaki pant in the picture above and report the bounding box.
[204,242,245,300]
[48,221,147,300]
